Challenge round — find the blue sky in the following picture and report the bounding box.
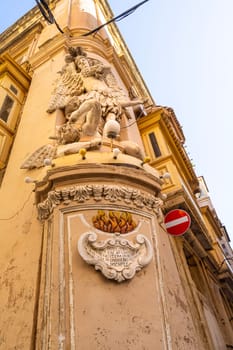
[1,0,233,243]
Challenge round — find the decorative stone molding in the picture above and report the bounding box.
[77,232,153,282]
[37,184,163,221]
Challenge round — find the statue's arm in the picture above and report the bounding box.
[120,98,147,108]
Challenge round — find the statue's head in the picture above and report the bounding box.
[75,56,88,71]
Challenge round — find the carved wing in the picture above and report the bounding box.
[47,64,85,113]
[20,144,57,169]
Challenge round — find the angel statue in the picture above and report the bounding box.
[21,47,146,169]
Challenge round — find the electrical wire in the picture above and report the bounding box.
[35,0,149,36]
[0,191,33,221]
[82,0,150,37]
[35,0,64,34]
[121,119,138,129]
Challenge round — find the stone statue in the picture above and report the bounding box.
[48,46,145,137]
[21,47,146,169]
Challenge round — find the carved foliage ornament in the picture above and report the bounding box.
[37,184,163,221]
[78,232,153,283]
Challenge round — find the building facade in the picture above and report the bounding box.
[0,1,232,349]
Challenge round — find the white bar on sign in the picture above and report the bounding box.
[165,216,188,229]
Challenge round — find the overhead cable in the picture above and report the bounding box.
[82,0,150,37]
[35,0,149,37]
[35,0,64,34]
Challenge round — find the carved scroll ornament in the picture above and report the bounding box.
[78,232,153,282]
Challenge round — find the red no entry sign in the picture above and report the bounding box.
[164,209,191,236]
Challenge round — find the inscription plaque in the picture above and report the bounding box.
[78,232,153,282]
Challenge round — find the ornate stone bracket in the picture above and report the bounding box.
[37,184,163,221]
[77,232,153,282]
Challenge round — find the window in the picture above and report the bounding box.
[0,95,14,123]
[10,85,18,95]
[149,132,161,157]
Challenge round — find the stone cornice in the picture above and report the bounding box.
[0,23,43,57]
[34,161,162,200]
[160,111,198,185]
[162,106,185,143]
[200,205,223,240]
